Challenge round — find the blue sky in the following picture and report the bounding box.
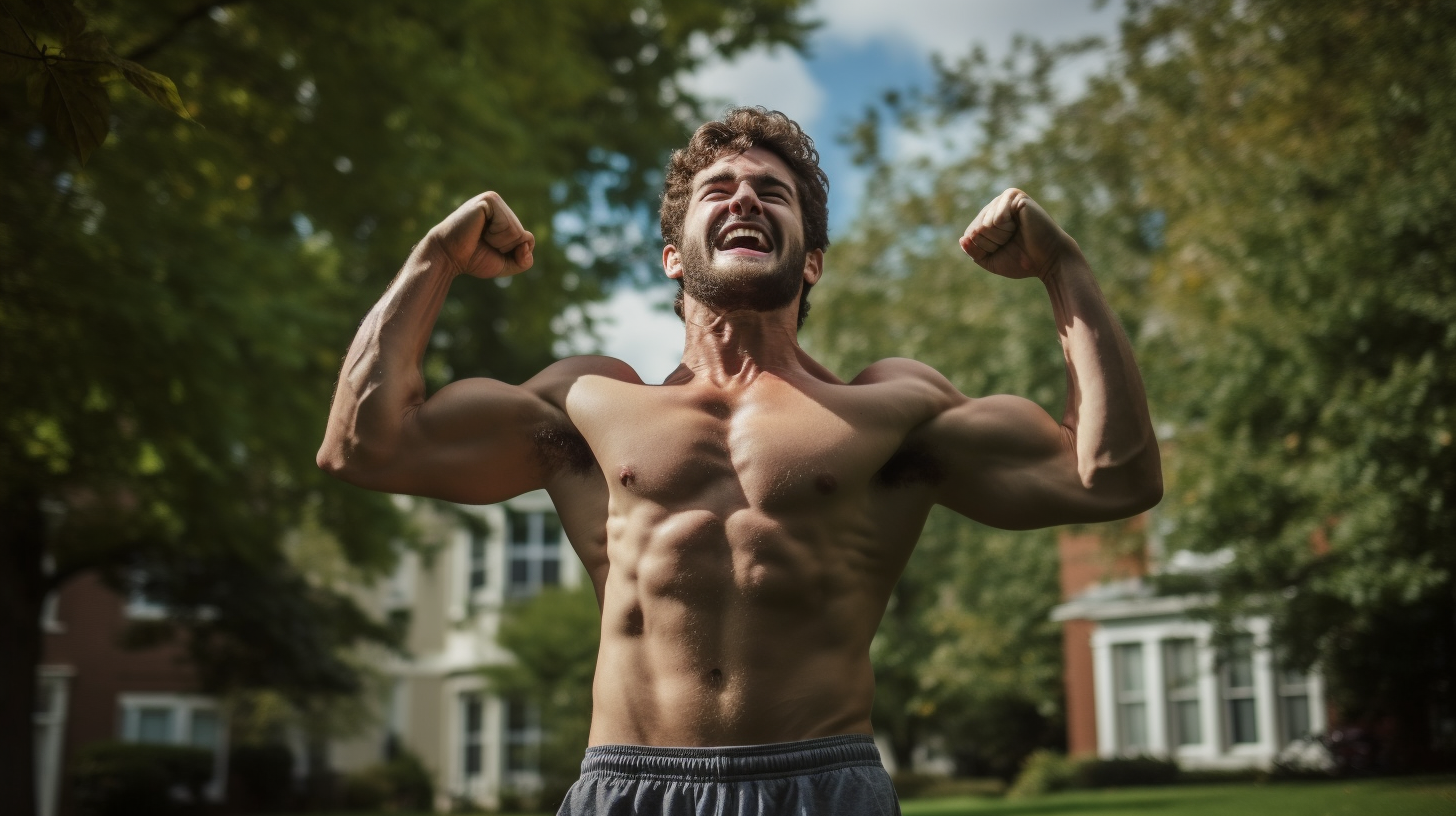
[581,0,1123,382]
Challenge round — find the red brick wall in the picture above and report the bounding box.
[1061,618,1098,756]
[1056,521,1149,758]
[42,573,198,815]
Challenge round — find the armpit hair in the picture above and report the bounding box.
[533,423,597,477]
[875,443,945,489]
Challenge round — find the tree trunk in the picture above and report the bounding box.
[0,484,46,816]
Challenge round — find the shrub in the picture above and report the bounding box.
[1074,756,1180,788]
[1007,750,1077,798]
[228,743,295,812]
[71,741,215,816]
[339,750,434,812]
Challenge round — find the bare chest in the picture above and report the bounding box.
[569,378,907,511]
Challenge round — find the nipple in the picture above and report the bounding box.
[815,473,838,494]
[619,466,636,487]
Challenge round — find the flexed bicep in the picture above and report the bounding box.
[927,394,1140,530]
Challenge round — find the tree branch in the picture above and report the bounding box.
[124,0,249,63]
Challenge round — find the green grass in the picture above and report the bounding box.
[900,777,1456,816]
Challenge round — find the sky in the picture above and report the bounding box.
[580,0,1124,383]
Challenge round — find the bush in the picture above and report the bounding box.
[1008,750,1078,798]
[71,741,215,816]
[1074,756,1180,788]
[339,751,434,812]
[228,743,295,812]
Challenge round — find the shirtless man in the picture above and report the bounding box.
[318,108,1162,815]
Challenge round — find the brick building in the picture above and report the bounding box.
[35,573,228,816]
[1052,526,1327,768]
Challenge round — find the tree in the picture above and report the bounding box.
[833,0,1456,770]
[482,584,600,810]
[1,1,811,811]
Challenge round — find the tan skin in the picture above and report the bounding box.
[318,146,1162,747]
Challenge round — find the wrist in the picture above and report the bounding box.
[415,232,465,278]
[1039,239,1090,286]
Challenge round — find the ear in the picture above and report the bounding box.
[802,248,824,285]
[663,245,684,280]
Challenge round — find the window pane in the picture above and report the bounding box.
[465,744,482,776]
[541,559,560,587]
[1114,644,1144,694]
[1226,635,1255,689]
[464,696,482,733]
[1164,639,1198,692]
[510,559,530,588]
[469,535,487,591]
[509,512,530,545]
[1229,698,1258,744]
[542,513,562,546]
[1174,699,1202,746]
[137,707,174,743]
[1118,703,1147,751]
[188,710,219,749]
[1282,694,1311,742]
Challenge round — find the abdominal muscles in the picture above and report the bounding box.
[591,500,882,746]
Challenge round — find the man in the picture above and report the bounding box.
[318,107,1161,814]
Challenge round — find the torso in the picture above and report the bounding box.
[542,357,949,747]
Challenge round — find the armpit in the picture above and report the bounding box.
[874,443,945,489]
[534,423,597,476]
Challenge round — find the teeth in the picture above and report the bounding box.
[722,228,767,249]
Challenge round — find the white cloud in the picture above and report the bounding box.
[681,41,827,130]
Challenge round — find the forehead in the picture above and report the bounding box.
[691,146,796,191]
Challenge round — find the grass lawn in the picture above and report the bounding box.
[900,776,1456,816]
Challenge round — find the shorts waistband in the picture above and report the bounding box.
[580,734,883,782]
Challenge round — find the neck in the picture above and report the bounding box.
[677,294,804,382]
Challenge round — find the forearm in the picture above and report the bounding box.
[1043,249,1161,495]
[318,239,455,474]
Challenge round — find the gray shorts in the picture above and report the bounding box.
[557,734,900,815]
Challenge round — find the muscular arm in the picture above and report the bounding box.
[925,188,1162,528]
[318,192,613,504]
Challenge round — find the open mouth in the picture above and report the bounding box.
[714,222,774,256]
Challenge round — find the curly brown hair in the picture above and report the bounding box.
[660,107,829,329]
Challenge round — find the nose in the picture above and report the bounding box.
[727,181,762,216]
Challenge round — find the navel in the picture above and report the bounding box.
[707,667,723,687]
[815,472,838,494]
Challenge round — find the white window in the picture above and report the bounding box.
[1112,643,1148,753]
[118,694,227,799]
[507,510,562,598]
[125,571,167,620]
[1221,634,1259,746]
[460,692,484,781]
[503,698,541,776]
[467,528,488,594]
[1163,638,1202,747]
[1277,664,1313,743]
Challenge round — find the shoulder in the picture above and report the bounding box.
[850,357,960,400]
[523,355,643,407]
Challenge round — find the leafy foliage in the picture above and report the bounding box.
[0,0,193,164]
[832,0,1456,768]
[1,0,811,810]
[483,584,601,807]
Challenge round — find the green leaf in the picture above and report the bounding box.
[37,60,109,164]
[112,56,194,121]
[0,1,41,81]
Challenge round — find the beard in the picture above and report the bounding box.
[679,225,806,316]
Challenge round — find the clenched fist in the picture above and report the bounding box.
[424,191,535,279]
[959,188,1079,281]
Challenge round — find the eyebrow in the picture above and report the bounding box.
[696,170,795,197]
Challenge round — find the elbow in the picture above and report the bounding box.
[1084,450,1163,518]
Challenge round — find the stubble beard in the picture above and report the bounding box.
[679,225,807,316]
